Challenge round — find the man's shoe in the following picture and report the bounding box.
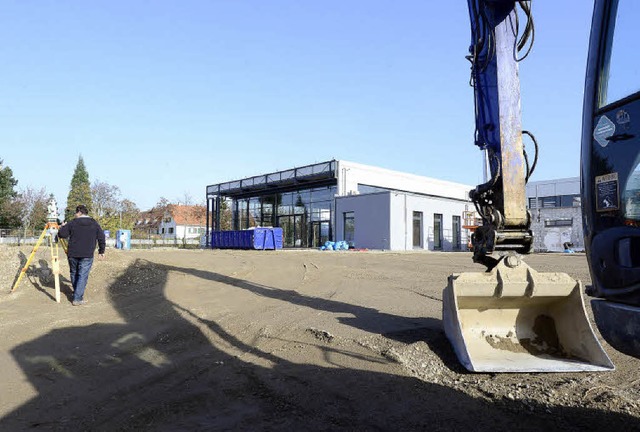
[72,300,86,306]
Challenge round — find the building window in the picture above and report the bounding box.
[560,194,581,207]
[529,194,581,209]
[161,228,165,234]
[412,211,423,248]
[434,214,443,250]
[544,218,573,227]
[168,227,174,234]
[164,217,171,223]
[343,212,355,245]
[452,215,461,250]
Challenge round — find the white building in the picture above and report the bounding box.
[526,177,584,252]
[334,161,472,250]
[159,204,207,240]
[207,160,474,251]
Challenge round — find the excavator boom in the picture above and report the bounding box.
[443,0,614,372]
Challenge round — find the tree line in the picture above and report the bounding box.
[0,156,193,235]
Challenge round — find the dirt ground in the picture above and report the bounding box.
[0,246,639,431]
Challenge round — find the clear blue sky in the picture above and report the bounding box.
[0,1,593,212]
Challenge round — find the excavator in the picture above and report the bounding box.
[443,0,640,372]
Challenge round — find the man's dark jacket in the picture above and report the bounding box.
[58,216,106,258]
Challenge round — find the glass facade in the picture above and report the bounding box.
[207,160,337,248]
[223,185,336,248]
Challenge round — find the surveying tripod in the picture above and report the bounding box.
[11,198,68,303]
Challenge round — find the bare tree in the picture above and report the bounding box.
[91,180,140,232]
[153,197,170,212]
[13,187,49,234]
[175,192,193,206]
[119,199,140,230]
[91,180,121,221]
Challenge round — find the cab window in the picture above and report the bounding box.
[599,1,640,108]
[623,162,640,221]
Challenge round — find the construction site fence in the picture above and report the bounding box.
[0,235,203,249]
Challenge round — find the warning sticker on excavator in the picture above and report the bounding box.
[596,173,619,212]
[593,115,616,148]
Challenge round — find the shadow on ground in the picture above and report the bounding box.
[12,252,73,302]
[2,259,638,431]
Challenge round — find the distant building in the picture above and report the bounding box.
[526,177,583,252]
[134,208,165,238]
[206,160,475,251]
[159,204,207,240]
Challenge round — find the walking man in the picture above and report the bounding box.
[58,204,106,306]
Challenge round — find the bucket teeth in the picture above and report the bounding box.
[443,258,614,372]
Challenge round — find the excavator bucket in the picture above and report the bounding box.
[443,256,614,372]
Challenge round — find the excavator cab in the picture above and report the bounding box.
[582,0,640,358]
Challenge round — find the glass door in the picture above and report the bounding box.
[309,221,329,248]
[294,214,306,247]
[278,216,294,248]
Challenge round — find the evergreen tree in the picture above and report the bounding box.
[65,156,93,221]
[0,159,20,228]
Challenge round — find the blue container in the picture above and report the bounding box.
[274,228,283,249]
[243,230,253,248]
[210,228,283,250]
[253,228,270,249]
[253,229,263,246]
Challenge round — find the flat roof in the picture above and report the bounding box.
[206,160,337,198]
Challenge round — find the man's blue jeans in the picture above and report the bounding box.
[68,257,94,302]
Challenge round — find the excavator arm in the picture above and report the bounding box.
[442,1,615,372]
[466,0,535,266]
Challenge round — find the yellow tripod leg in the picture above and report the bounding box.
[11,227,47,293]
[49,236,61,303]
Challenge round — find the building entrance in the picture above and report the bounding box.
[309,221,330,248]
[278,214,307,248]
